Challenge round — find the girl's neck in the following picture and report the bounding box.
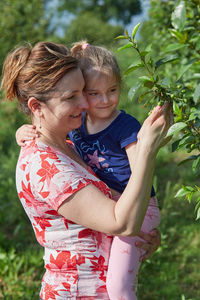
[85,109,121,134]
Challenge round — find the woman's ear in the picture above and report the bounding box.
[28,97,41,115]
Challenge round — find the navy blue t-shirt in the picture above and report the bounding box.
[68,110,155,196]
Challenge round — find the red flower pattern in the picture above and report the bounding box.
[16,140,112,299]
[42,283,61,300]
[37,160,59,182]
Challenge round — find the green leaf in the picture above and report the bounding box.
[192,156,200,171]
[160,77,171,87]
[131,22,140,40]
[117,42,133,52]
[140,51,149,57]
[196,206,200,220]
[174,136,195,152]
[163,43,186,53]
[144,81,154,88]
[177,59,196,80]
[124,63,144,75]
[169,29,184,40]
[173,101,180,115]
[124,29,129,37]
[185,186,196,192]
[138,76,153,82]
[171,0,186,31]
[145,44,152,52]
[155,54,179,69]
[193,85,200,104]
[175,187,189,198]
[196,36,200,51]
[172,139,182,152]
[188,109,200,121]
[178,155,198,166]
[115,35,127,40]
[195,197,200,220]
[128,83,141,101]
[166,122,187,137]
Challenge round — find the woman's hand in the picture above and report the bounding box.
[16,124,39,146]
[137,102,173,157]
[136,228,161,261]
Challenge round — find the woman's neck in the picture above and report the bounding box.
[38,131,88,169]
[38,133,67,153]
[85,109,120,134]
[36,125,68,152]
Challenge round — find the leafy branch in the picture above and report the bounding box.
[116,0,200,218]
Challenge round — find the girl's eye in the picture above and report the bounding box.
[110,88,117,93]
[88,92,98,96]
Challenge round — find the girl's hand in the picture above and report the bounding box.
[16,124,39,146]
[136,228,161,261]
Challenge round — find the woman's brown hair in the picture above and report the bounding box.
[1,42,78,114]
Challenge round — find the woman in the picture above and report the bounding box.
[1,41,171,299]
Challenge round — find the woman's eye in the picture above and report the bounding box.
[66,95,74,100]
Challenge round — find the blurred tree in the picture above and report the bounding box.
[64,11,123,46]
[58,0,141,25]
[0,0,53,73]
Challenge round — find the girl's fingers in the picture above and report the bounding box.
[26,130,40,138]
[18,141,26,147]
[16,124,40,146]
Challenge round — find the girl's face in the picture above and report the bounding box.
[84,69,120,121]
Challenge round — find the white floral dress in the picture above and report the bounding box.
[16,140,112,299]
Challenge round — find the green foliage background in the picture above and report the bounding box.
[0,0,199,299]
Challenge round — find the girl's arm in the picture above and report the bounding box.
[58,104,172,236]
[16,124,39,146]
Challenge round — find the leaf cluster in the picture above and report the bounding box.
[116,0,200,217]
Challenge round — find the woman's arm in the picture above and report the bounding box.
[58,104,171,236]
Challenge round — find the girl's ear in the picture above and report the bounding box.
[28,97,41,115]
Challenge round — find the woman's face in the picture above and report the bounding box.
[42,68,88,136]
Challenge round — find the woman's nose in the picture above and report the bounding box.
[79,94,89,110]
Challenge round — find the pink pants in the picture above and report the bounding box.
[106,196,160,300]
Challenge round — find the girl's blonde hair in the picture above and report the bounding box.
[71,40,121,84]
[1,42,78,114]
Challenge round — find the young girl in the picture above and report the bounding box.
[16,41,161,300]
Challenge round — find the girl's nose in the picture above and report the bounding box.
[102,94,108,103]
